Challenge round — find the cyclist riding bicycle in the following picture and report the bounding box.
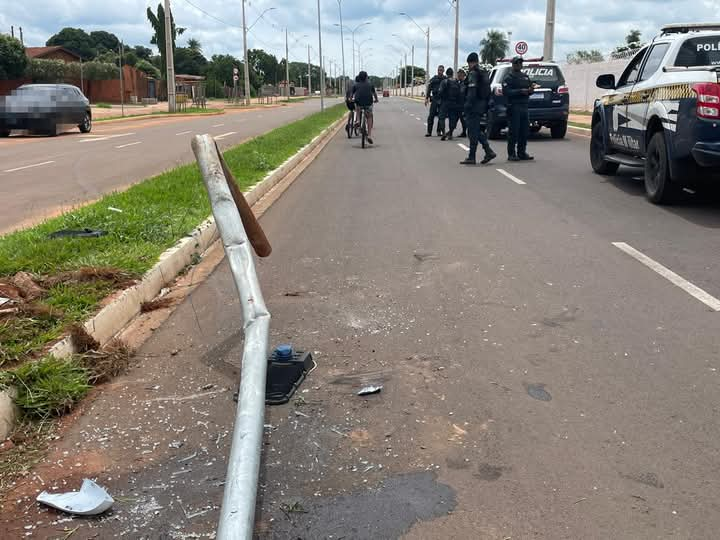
[345,76,359,135]
[351,71,379,144]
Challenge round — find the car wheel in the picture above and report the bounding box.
[645,131,683,204]
[590,122,619,175]
[79,113,92,134]
[551,121,567,139]
[46,123,58,137]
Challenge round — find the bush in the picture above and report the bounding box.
[0,34,28,80]
[25,58,66,83]
[136,59,161,79]
[95,102,112,108]
[0,356,90,419]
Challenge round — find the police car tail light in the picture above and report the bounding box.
[557,85,569,94]
[692,83,720,119]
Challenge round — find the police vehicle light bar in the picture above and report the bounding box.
[660,23,720,35]
[497,57,545,63]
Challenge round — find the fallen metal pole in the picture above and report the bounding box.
[191,134,271,540]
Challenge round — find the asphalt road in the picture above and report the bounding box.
[5,96,720,539]
[0,98,335,233]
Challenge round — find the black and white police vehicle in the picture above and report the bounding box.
[591,23,720,204]
[488,59,570,139]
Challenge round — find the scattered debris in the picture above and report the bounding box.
[140,297,174,313]
[169,441,185,449]
[358,385,383,396]
[40,267,135,288]
[12,271,46,301]
[37,479,114,516]
[70,324,100,354]
[108,207,123,213]
[525,383,552,402]
[78,339,132,384]
[48,228,108,239]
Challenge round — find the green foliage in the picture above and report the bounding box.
[147,3,185,80]
[95,102,112,108]
[133,45,153,61]
[187,38,202,52]
[46,27,96,60]
[567,49,604,64]
[0,34,28,80]
[205,54,242,96]
[90,30,119,54]
[25,59,66,83]
[626,29,642,45]
[480,29,509,65]
[174,47,207,75]
[136,59,161,79]
[249,48,279,88]
[0,357,90,419]
[64,61,118,81]
[124,51,138,67]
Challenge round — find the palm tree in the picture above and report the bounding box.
[187,38,202,53]
[146,3,186,80]
[480,30,509,65]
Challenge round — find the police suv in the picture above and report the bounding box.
[488,59,570,139]
[591,23,720,204]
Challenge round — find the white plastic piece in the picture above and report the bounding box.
[37,479,114,516]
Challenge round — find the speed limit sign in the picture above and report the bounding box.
[515,41,528,56]
[233,75,239,81]
[233,67,239,75]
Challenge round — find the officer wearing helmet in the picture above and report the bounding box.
[502,56,535,161]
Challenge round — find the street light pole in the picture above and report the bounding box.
[163,0,176,113]
[336,0,346,89]
[453,0,460,72]
[543,0,556,60]
[411,45,415,97]
[285,28,290,102]
[308,44,312,96]
[316,0,325,111]
[241,0,251,105]
[399,13,430,87]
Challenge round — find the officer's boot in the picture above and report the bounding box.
[447,130,454,141]
[460,142,477,165]
[480,143,496,164]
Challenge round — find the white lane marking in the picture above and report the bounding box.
[496,168,527,185]
[214,131,237,140]
[424,123,428,126]
[79,132,135,143]
[3,160,55,173]
[212,123,225,127]
[612,242,720,311]
[115,141,142,149]
[457,143,470,151]
[176,130,192,136]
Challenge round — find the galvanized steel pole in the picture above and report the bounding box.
[317,0,325,111]
[164,0,176,112]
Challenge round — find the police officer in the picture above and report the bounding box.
[456,69,467,137]
[460,53,496,165]
[425,65,446,137]
[502,56,534,161]
[438,68,463,141]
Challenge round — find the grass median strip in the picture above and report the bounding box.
[0,103,345,374]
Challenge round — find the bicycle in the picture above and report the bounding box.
[345,109,355,139]
[359,107,369,149]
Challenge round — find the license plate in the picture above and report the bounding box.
[530,93,545,100]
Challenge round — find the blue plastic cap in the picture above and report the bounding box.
[275,344,293,360]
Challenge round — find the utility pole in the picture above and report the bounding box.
[285,28,290,102]
[241,0,251,106]
[19,27,23,45]
[411,45,415,97]
[337,0,346,91]
[453,0,460,72]
[308,44,312,96]
[543,0,556,60]
[163,0,176,112]
[317,0,325,111]
[10,26,13,39]
[426,27,430,84]
[119,41,125,117]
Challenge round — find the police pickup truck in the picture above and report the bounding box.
[488,59,570,139]
[591,23,720,204]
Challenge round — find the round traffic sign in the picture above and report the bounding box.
[515,41,528,55]
[233,67,239,75]
[233,75,239,81]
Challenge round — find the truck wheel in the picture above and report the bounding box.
[79,113,92,134]
[551,121,567,139]
[645,131,683,204]
[590,122,619,175]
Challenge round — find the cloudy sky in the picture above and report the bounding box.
[1,0,714,75]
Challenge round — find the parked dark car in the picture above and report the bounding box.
[0,84,92,137]
[487,61,570,139]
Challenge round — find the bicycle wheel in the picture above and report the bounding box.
[361,113,367,149]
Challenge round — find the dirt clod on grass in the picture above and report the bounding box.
[70,324,101,354]
[40,267,136,289]
[78,339,132,384]
[11,272,45,301]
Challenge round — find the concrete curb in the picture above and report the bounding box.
[49,114,345,360]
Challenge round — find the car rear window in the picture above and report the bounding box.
[522,65,565,86]
[675,37,720,66]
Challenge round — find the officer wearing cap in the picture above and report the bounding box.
[460,52,496,165]
[425,65,446,137]
[502,56,534,161]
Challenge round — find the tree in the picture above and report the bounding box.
[173,47,207,75]
[480,30,509,65]
[90,31,120,54]
[566,49,604,64]
[0,34,28,80]
[187,38,202,52]
[626,29,642,47]
[402,65,425,84]
[123,51,138,67]
[205,54,242,97]
[46,27,96,60]
[248,48,278,88]
[146,3,185,80]
[25,58,67,83]
[136,59,161,79]
[133,45,153,61]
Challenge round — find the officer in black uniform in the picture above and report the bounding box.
[460,53,496,165]
[502,56,534,161]
[456,69,467,137]
[438,68,463,141]
[425,65,446,137]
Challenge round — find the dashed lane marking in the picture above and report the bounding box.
[612,242,720,311]
[176,130,192,135]
[496,168,527,185]
[215,131,237,140]
[457,143,470,151]
[115,141,142,149]
[3,160,55,173]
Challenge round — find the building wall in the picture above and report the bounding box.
[0,78,31,96]
[39,50,80,63]
[559,59,628,111]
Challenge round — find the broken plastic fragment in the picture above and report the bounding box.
[357,385,383,396]
[37,479,114,516]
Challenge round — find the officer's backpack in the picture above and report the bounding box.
[447,80,461,103]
